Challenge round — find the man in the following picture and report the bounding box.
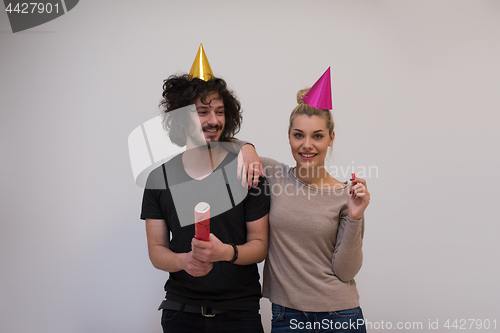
[140,45,269,333]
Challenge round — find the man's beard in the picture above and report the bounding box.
[202,125,223,143]
[188,125,223,147]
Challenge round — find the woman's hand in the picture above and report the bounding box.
[237,144,265,189]
[348,177,370,220]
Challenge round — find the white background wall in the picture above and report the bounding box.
[1,1,499,332]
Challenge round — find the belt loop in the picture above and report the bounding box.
[179,303,185,312]
[201,306,216,317]
[279,305,285,321]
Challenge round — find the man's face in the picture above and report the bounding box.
[192,92,225,143]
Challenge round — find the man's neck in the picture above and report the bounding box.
[183,141,228,180]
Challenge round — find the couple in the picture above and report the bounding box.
[140,45,370,333]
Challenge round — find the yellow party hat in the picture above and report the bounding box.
[188,44,214,81]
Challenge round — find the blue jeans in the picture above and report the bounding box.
[271,304,367,333]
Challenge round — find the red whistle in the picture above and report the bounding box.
[351,173,357,186]
[194,202,210,241]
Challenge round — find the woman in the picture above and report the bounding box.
[260,87,370,332]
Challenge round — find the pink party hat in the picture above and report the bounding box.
[302,67,332,110]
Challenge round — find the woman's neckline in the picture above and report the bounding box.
[289,166,348,191]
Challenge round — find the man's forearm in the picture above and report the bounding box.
[148,244,186,273]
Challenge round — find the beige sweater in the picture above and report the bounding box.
[261,157,364,312]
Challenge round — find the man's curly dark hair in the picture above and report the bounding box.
[159,74,242,146]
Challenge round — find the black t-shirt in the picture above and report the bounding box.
[140,151,270,310]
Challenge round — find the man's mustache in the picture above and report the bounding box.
[202,126,222,131]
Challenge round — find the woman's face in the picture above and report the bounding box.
[289,114,334,169]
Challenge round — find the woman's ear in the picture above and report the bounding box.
[328,131,335,147]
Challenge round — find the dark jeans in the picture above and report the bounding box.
[161,308,264,333]
[271,304,367,333]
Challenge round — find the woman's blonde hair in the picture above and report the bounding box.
[288,88,334,136]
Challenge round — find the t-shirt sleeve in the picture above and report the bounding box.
[243,176,270,222]
[140,188,164,220]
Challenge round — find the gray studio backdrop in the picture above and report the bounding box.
[1,1,499,332]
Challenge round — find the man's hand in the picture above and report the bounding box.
[191,233,233,263]
[181,252,213,277]
[237,144,265,189]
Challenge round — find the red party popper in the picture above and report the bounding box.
[194,202,210,241]
[351,173,357,186]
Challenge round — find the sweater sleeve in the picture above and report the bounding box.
[331,211,365,282]
[260,157,284,178]
[226,138,252,154]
